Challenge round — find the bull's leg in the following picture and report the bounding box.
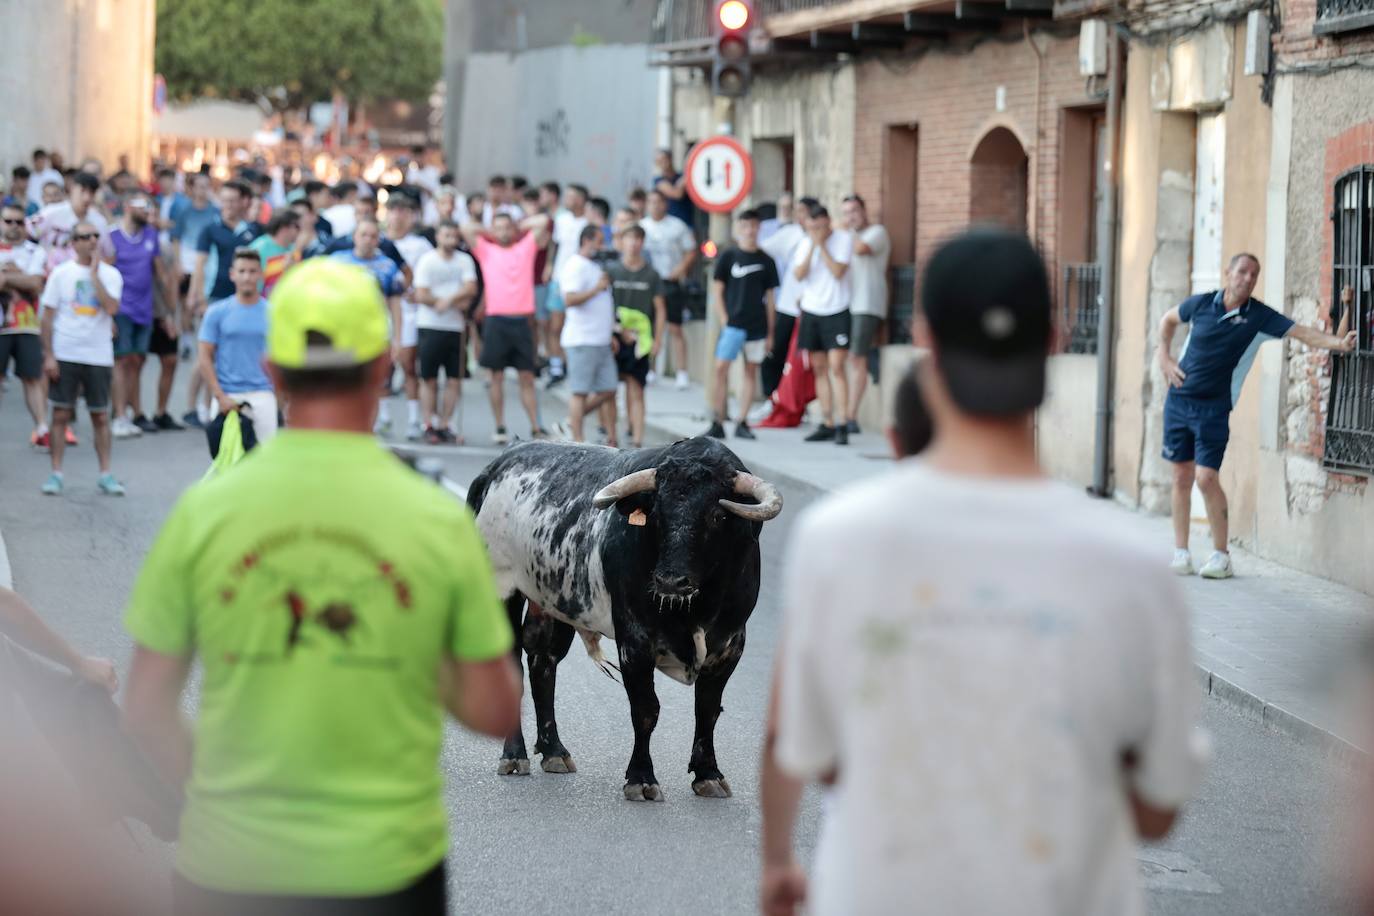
[497,593,531,776]
[619,642,664,802]
[525,610,577,774]
[689,635,744,798]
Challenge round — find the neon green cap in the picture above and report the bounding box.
[267,258,389,369]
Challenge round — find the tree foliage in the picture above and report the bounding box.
[156,0,444,109]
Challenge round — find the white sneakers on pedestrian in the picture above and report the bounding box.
[1199,550,1234,580]
[1170,549,1194,576]
[405,421,423,442]
[112,417,143,439]
[675,370,690,391]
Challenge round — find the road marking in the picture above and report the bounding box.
[441,477,469,501]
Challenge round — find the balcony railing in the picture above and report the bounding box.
[1060,263,1101,355]
[1315,0,1374,35]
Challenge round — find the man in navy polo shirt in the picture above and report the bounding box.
[1156,252,1355,579]
[188,179,262,314]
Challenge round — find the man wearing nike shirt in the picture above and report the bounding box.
[706,209,778,440]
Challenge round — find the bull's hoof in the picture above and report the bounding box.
[692,777,732,799]
[541,754,577,774]
[497,758,531,776]
[623,782,665,802]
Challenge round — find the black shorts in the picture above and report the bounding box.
[417,328,463,380]
[478,315,536,373]
[0,333,42,380]
[615,334,650,386]
[798,310,852,352]
[173,862,446,916]
[150,319,178,357]
[50,361,113,412]
[663,281,688,325]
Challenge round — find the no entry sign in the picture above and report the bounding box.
[684,136,754,214]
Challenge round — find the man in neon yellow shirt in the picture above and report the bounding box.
[121,257,521,915]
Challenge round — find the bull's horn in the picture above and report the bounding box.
[592,468,657,509]
[719,472,783,522]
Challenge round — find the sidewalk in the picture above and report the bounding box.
[552,377,1374,757]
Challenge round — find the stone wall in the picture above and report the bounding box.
[0,0,155,178]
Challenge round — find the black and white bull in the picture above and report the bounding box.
[466,436,783,801]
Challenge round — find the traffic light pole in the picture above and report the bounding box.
[705,95,736,405]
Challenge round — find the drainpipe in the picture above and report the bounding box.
[1091,32,1124,498]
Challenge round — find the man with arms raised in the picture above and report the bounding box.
[122,258,521,915]
[762,228,1206,916]
[460,211,551,443]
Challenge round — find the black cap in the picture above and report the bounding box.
[920,228,1051,416]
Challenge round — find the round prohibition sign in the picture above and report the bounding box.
[684,136,755,214]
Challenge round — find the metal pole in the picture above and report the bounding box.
[705,94,735,400]
[1091,34,1124,498]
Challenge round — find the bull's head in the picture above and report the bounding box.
[591,458,783,607]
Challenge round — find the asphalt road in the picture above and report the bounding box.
[0,366,1362,914]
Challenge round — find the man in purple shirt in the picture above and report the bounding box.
[102,192,176,437]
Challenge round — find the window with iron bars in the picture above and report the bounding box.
[1060,263,1101,354]
[1323,166,1374,475]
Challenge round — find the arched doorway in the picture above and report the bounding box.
[969,127,1029,232]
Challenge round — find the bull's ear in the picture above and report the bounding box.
[613,492,653,518]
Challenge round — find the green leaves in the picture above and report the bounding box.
[156,0,443,110]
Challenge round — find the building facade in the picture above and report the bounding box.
[1,0,156,178]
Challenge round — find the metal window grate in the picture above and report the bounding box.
[1323,166,1374,475]
[1060,263,1102,354]
[1315,0,1374,35]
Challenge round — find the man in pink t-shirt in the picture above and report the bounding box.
[461,212,551,441]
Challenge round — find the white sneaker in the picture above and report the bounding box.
[1199,551,1233,580]
[646,370,658,386]
[675,370,690,391]
[373,416,392,436]
[112,417,139,439]
[405,421,423,442]
[1169,549,1194,576]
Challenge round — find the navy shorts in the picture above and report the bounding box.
[1162,394,1230,470]
[114,314,153,357]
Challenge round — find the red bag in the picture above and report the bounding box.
[758,319,815,428]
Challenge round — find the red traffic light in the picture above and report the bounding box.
[717,0,751,32]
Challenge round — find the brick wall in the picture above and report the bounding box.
[852,30,1096,306]
[1275,0,1374,63]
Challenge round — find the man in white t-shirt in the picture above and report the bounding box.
[641,189,698,389]
[760,195,815,399]
[841,195,892,435]
[792,203,854,445]
[1,201,53,447]
[557,225,618,444]
[385,192,435,440]
[544,184,591,387]
[38,222,127,497]
[29,172,108,272]
[761,228,1206,916]
[412,221,478,445]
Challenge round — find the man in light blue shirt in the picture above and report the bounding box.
[198,248,277,441]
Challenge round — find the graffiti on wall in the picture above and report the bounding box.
[535,109,570,158]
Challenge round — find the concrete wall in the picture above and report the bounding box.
[1038,354,1099,489]
[670,64,857,211]
[1,0,155,177]
[455,44,658,199]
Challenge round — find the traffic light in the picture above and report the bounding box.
[711,0,753,98]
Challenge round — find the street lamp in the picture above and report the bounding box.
[711,0,754,98]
